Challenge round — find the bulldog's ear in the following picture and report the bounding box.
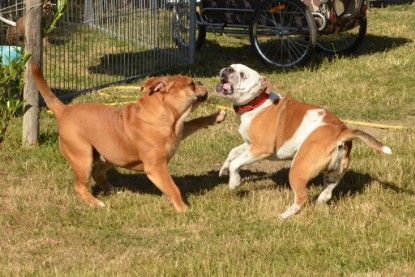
[149,81,167,95]
[142,77,167,95]
[141,77,155,92]
[260,77,272,94]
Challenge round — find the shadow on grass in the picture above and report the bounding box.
[352,34,411,56]
[92,169,229,204]
[92,166,410,206]
[233,168,409,203]
[87,48,191,78]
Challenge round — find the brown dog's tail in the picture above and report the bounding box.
[339,129,392,155]
[31,63,65,119]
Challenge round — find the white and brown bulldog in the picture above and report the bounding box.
[216,64,391,218]
[31,63,226,212]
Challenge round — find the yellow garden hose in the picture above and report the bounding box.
[214,105,408,130]
[342,120,407,130]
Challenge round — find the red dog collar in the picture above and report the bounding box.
[233,92,271,114]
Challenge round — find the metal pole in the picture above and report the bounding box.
[189,0,196,63]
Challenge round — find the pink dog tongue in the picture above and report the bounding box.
[223,83,231,90]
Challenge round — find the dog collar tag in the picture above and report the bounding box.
[269,92,281,103]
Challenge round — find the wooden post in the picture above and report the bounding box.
[22,0,42,146]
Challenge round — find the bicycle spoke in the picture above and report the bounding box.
[250,0,316,67]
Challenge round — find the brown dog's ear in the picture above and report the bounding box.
[260,77,273,94]
[149,81,167,94]
[142,77,155,91]
[142,77,167,95]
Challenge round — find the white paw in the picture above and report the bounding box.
[228,175,241,190]
[219,165,229,176]
[97,201,105,208]
[279,203,301,219]
[317,191,332,203]
[215,110,227,124]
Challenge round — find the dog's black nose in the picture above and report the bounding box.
[197,92,208,102]
[221,67,234,82]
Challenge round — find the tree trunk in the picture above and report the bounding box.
[22,0,42,147]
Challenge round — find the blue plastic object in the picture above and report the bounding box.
[0,46,22,65]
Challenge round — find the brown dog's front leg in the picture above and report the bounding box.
[181,110,227,140]
[145,165,187,212]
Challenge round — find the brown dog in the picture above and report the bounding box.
[216,64,391,218]
[6,16,25,45]
[6,2,53,46]
[31,63,226,211]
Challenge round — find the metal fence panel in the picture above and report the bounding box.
[1,0,195,98]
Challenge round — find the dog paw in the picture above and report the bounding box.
[174,203,188,213]
[279,213,289,219]
[280,210,295,219]
[280,203,301,219]
[317,189,333,203]
[317,194,331,204]
[229,184,238,190]
[95,200,105,208]
[215,110,227,124]
[219,166,228,176]
[228,175,241,190]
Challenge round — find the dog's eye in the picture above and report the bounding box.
[240,72,246,79]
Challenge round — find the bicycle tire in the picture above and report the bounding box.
[249,0,317,68]
[172,5,206,49]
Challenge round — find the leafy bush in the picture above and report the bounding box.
[0,51,30,145]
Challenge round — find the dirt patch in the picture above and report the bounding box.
[240,159,291,174]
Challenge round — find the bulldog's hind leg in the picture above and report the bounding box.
[281,134,336,218]
[317,141,352,203]
[316,171,346,203]
[60,141,105,207]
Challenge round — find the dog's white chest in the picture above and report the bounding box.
[276,109,326,159]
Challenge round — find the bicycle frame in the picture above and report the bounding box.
[196,0,366,35]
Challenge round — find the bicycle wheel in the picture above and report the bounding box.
[316,16,367,54]
[172,3,206,49]
[249,0,317,68]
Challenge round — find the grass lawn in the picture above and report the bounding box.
[1,5,414,276]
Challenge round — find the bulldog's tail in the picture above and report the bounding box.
[31,63,65,119]
[339,129,392,154]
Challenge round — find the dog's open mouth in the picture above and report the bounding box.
[216,81,233,98]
